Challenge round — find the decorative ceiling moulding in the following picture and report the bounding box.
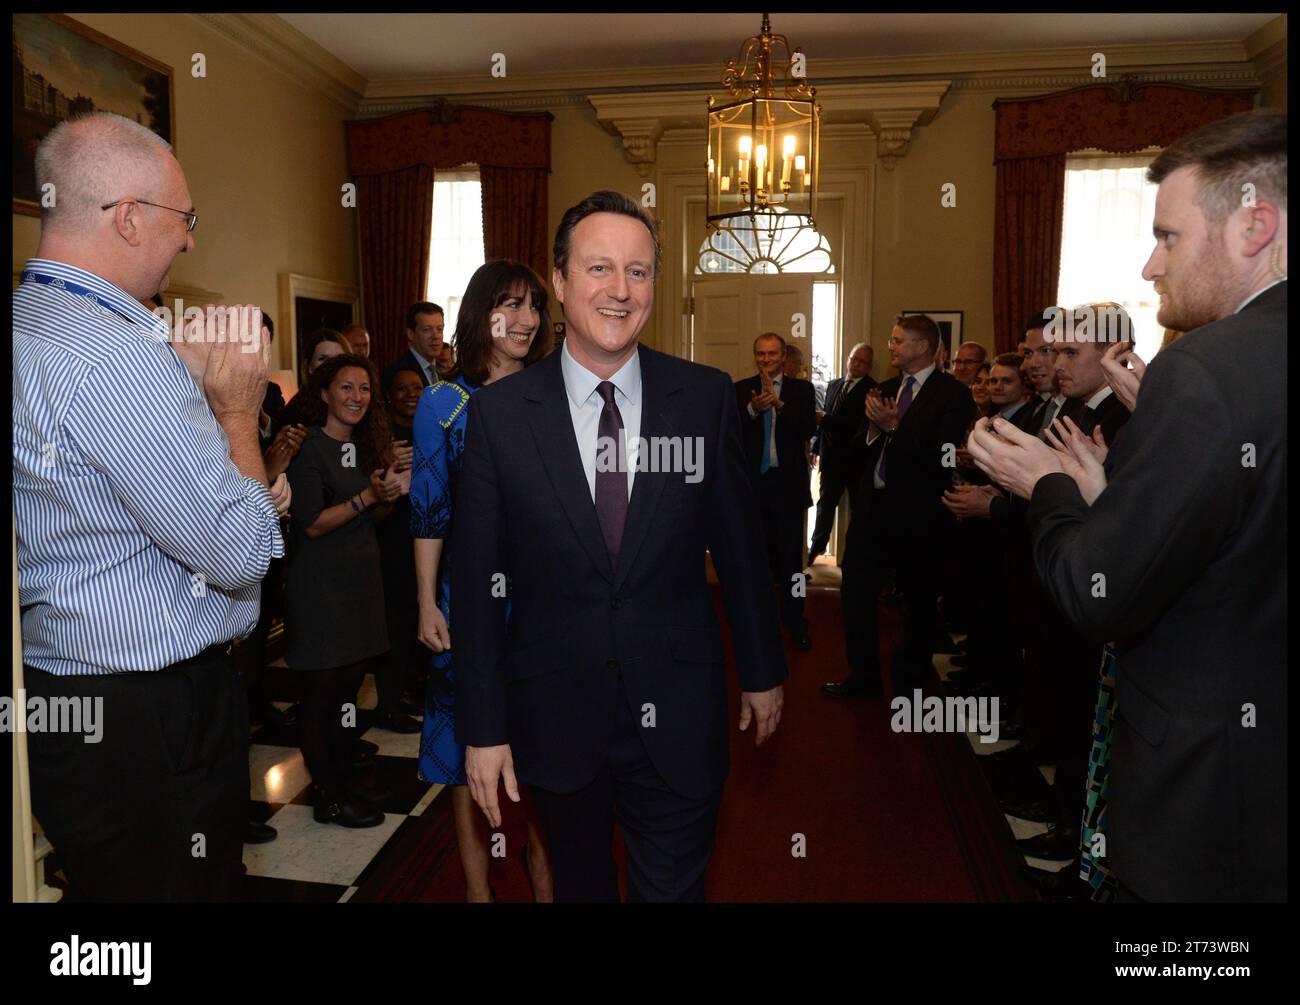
[193,13,365,111]
[946,65,1259,94]
[590,81,948,174]
[358,37,1248,102]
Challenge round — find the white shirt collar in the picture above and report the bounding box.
[1236,277,1286,314]
[1085,385,1113,410]
[902,362,936,388]
[561,339,641,409]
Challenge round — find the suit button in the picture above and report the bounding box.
[606,659,619,670]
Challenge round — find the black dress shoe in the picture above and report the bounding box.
[792,634,813,652]
[1023,862,1090,902]
[349,780,394,808]
[821,679,882,699]
[356,737,379,755]
[398,694,424,717]
[374,710,422,733]
[1018,825,1080,862]
[1003,797,1059,823]
[243,819,278,844]
[314,791,383,828]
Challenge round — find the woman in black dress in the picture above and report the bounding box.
[285,353,406,828]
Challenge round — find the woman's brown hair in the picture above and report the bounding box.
[300,353,393,472]
[444,260,552,387]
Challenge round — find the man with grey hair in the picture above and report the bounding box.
[341,322,371,358]
[14,112,285,901]
[951,341,988,387]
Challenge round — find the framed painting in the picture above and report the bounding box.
[13,14,175,216]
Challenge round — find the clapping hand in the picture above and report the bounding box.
[264,423,306,482]
[942,483,999,519]
[966,415,1065,499]
[268,473,292,516]
[392,439,414,472]
[1100,341,1146,413]
[865,388,899,433]
[369,467,404,503]
[1043,414,1109,505]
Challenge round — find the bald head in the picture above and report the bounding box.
[34,112,193,300]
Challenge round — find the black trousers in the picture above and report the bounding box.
[808,468,854,559]
[529,682,723,903]
[755,472,809,639]
[298,660,368,795]
[841,488,943,695]
[25,649,247,902]
[376,580,421,715]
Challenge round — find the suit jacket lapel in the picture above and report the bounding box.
[613,346,683,593]
[524,352,614,583]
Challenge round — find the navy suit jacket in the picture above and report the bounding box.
[382,347,434,392]
[735,373,818,509]
[452,344,788,799]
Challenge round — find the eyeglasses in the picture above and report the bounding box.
[101,198,198,232]
[887,337,924,347]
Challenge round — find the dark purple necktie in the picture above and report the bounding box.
[879,375,915,484]
[595,381,628,570]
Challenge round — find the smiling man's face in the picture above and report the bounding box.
[552,212,654,375]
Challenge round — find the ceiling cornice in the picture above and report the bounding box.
[360,38,1253,101]
[1243,14,1287,75]
[190,13,366,111]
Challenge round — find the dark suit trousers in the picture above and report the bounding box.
[841,488,942,694]
[528,679,723,902]
[808,468,854,559]
[25,650,247,902]
[755,471,809,638]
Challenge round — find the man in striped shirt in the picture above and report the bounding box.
[14,113,284,901]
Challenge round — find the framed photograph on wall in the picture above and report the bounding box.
[13,14,175,216]
[901,310,964,360]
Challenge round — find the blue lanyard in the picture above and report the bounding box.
[21,270,142,326]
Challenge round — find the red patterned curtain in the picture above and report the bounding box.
[992,82,1257,353]
[347,104,553,365]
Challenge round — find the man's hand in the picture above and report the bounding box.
[465,743,520,828]
[750,388,779,413]
[865,389,899,433]
[1043,415,1109,505]
[966,416,1064,499]
[263,423,306,482]
[739,685,784,746]
[1100,341,1145,413]
[268,473,292,516]
[203,305,269,422]
[941,483,997,519]
[417,598,451,652]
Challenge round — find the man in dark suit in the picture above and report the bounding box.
[808,342,875,565]
[969,111,1286,901]
[454,190,787,902]
[824,313,975,698]
[735,333,818,649]
[381,301,444,391]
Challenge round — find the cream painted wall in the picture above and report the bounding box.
[868,89,998,373]
[12,14,357,370]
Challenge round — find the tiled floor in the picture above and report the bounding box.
[243,664,446,902]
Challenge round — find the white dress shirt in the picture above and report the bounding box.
[746,373,783,468]
[409,346,437,386]
[561,340,642,502]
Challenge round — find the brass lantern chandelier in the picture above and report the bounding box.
[701,14,831,274]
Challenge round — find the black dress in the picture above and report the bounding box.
[284,426,389,670]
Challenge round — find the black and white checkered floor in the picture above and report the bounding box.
[242,663,446,903]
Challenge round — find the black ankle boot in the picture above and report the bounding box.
[314,789,383,828]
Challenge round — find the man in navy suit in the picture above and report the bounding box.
[453,191,787,902]
[808,343,876,566]
[736,333,819,649]
[381,301,444,391]
[824,313,975,698]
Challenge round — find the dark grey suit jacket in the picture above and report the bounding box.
[1028,281,1287,901]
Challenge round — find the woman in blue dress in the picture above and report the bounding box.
[410,260,555,902]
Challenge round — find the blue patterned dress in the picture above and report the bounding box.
[410,375,476,784]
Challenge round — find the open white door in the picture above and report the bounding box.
[689,274,814,381]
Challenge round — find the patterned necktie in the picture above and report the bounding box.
[1038,398,1061,440]
[833,379,854,415]
[878,375,915,485]
[595,381,628,570]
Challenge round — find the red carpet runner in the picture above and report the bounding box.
[354,587,1033,902]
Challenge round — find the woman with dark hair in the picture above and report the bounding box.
[969,361,994,419]
[285,353,407,828]
[272,327,354,438]
[411,260,554,901]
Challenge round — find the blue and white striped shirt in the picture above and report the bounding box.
[13,259,285,675]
